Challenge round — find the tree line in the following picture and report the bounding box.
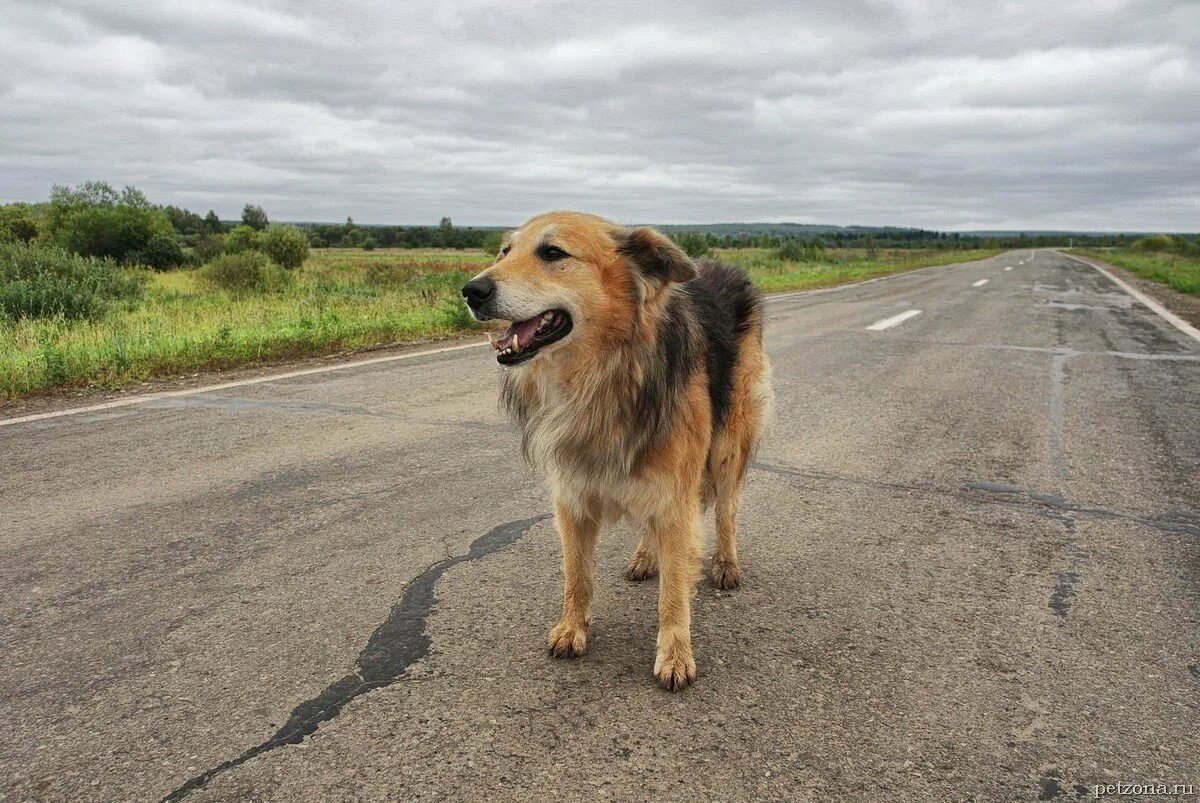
[3,182,1196,268]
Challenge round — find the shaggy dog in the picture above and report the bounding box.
[462,212,772,690]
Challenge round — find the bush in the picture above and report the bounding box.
[224,225,262,254]
[135,231,186,270]
[198,251,292,293]
[361,236,378,252]
[0,242,145,320]
[482,231,504,256]
[0,204,39,243]
[776,239,806,261]
[1134,234,1176,253]
[192,233,226,261]
[262,224,310,268]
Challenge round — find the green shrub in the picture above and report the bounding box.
[262,224,311,268]
[198,251,292,293]
[0,242,146,320]
[0,204,39,243]
[135,231,186,270]
[1134,234,1176,253]
[482,231,504,256]
[224,225,262,254]
[776,239,806,261]
[192,233,226,261]
[361,236,378,252]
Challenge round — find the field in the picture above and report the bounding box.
[0,247,997,400]
[1073,249,1200,296]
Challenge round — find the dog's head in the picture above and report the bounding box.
[461,211,696,366]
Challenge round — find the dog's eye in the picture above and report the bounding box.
[537,244,570,262]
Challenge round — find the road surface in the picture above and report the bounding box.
[2,251,1198,801]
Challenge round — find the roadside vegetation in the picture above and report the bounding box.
[1074,236,1200,296]
[0,179,1012,400]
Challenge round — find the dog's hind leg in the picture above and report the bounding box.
[708,428,750,590]
[624,528,659,581]
[548,498,601,658]
[709,354,771,589]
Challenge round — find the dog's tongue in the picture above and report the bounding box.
[494,317,541,351]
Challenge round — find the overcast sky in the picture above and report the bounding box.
[1,1,1197,230]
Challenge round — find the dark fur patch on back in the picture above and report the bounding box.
[679,259,762,431]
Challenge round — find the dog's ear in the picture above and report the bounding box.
[617,226,697,284]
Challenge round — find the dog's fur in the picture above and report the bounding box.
[464,211,772,690]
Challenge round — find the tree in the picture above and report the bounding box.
[46,181,184,268]
[164,205,205,235]
[439,217,453,230]
[241,204,269,231]
[203,210,222,233]
[674,232,710,258]
[261,224,310,269]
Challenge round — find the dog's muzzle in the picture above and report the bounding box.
[461,276,497,319]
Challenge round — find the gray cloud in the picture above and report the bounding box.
[1,0,1197,229]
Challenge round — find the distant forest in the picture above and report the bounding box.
[4,182,1196,260]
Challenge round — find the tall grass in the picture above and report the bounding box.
[1074,250,1200,296]
[0,246,996,399]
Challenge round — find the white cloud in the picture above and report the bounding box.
[0,0,1197,230]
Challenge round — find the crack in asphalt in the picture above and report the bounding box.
[161,513,550,802]
[750,460,1199,537]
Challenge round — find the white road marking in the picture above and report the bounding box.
[1005,266,1013,272]
[1061,252,1200,344]
[973,279,990,287]
[866,309,923,331]
[0,340,490,428]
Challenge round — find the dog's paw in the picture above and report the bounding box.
[709,555,742,590]
[624,551,659,581]
[547,621,588,658]
[653,645,697,691]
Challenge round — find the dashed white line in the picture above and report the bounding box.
[1004,266,1013,272]
[866,309,923,331]
[972,279,990,287]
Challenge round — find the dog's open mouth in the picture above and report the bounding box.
[489,309,573,365]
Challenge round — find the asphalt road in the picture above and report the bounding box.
[2,251,1198,802]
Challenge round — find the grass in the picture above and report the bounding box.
[1073,249,1200,296]
[0,246,997,400]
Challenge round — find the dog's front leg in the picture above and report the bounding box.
[547,498,600,658]
[652,506,701,690]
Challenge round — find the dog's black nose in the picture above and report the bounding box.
[461,277,496,308]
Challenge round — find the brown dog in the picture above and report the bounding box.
[462,212,772,690]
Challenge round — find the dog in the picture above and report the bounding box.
[461,211,772,690]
